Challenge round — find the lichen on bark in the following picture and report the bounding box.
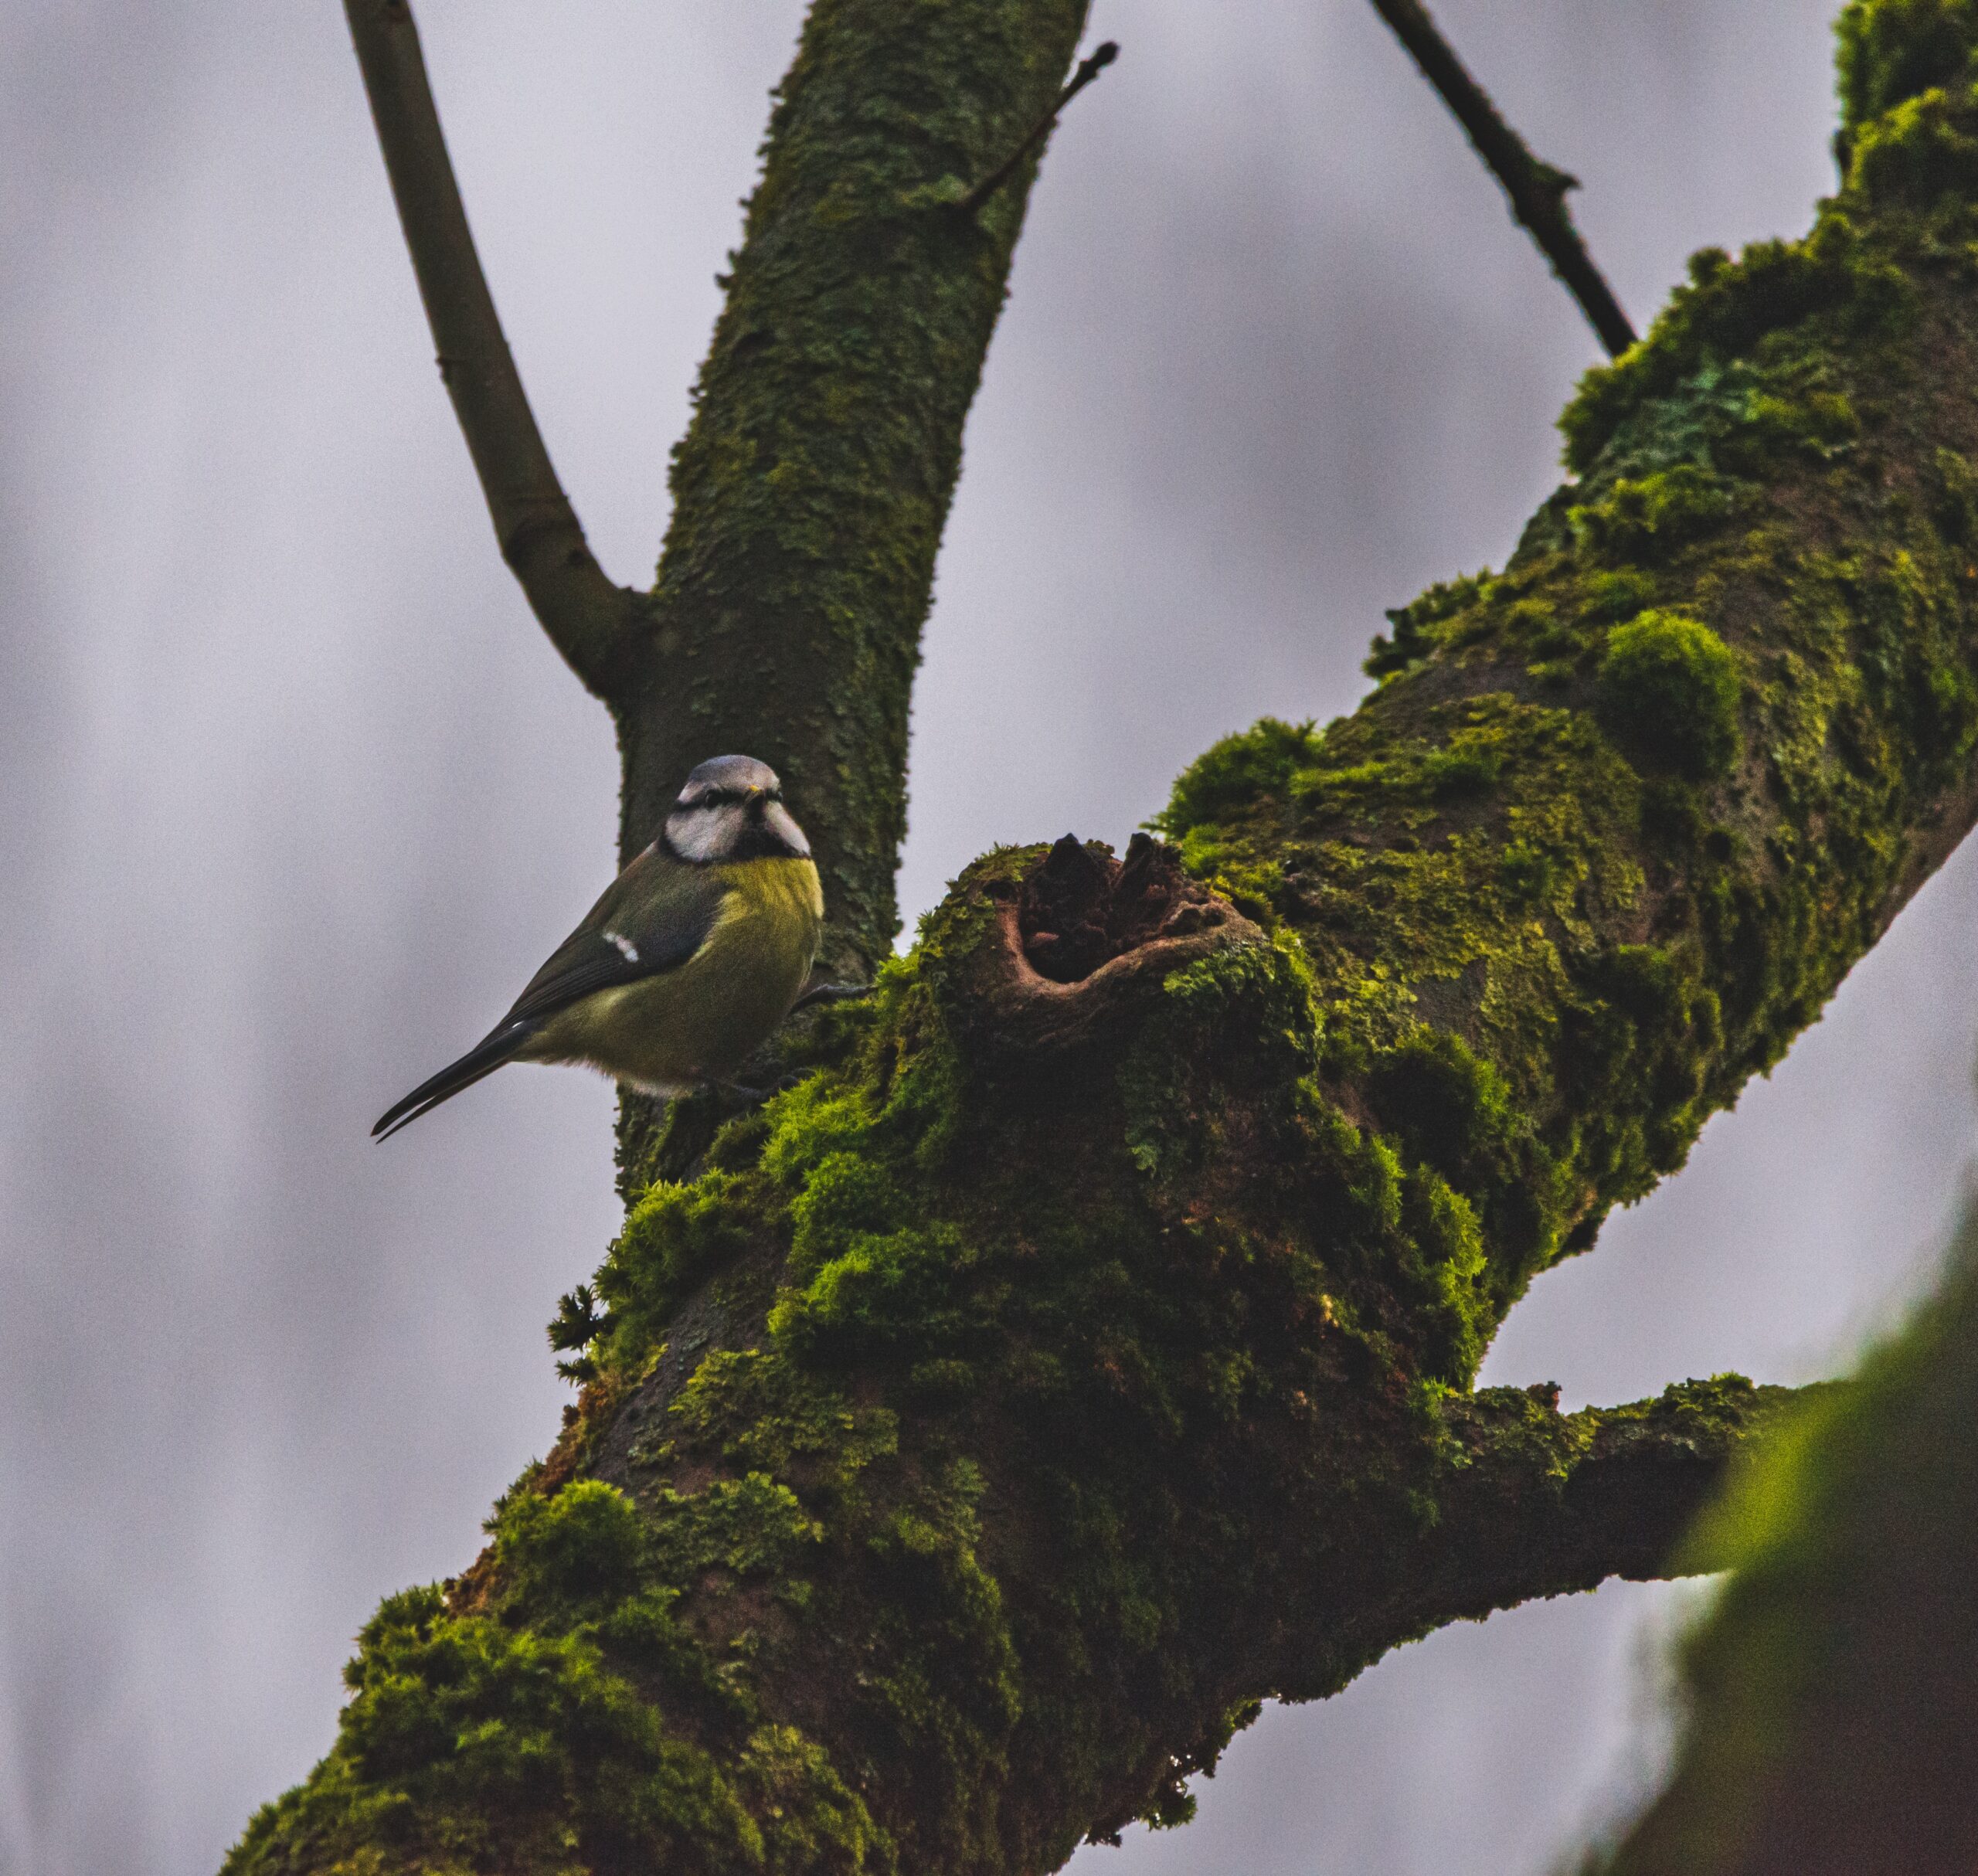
[230,1,1978,1870]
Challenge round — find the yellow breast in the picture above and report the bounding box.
[535,857,823,1095]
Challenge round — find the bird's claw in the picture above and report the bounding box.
[705,1069,814,1112]
[790,980,873,1014]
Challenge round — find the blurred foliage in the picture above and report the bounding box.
[1591,1193,1978,1872]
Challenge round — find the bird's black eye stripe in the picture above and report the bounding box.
[686,785,781,808]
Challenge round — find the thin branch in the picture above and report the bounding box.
[1367,0,1637,358]
[343,0,641,702]
[960,39,1118,216]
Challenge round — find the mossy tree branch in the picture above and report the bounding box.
[1239,1375,1827,1718]
[1367,0,1638,356]
[1412,1378,1822,1636]
[344,0,644,700]
[235,2,1978,1871]
[618,0,1093,974]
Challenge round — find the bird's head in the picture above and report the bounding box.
[664,754,811,864]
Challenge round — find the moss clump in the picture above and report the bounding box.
[1363,571,1495,678]
[1849,81,1978,201]
[228,1518,890,1876]
[596,1171,758,1360]
[1558,219,1905,476]
[1596,611,1744,779]
[1152,717,1322,834]
[1570,465,1744,562]
[1837,0,1978,134]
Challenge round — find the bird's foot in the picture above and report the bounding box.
[790,980,873,1014]
[705,1069,813,1112]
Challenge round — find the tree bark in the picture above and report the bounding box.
[227,2,1978,1871]
[614,0,1090,977]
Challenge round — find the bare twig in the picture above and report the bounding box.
[343,0,641,701]
[1368,0,1636,358]
[960,39,1118,216]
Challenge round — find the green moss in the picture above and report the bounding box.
[229,1579,796,1876]
[1558,216,1905,477]
[1849,81,1978,201]
[491,1479,649,1613]
[1570,464,1745,562]
[1152,717,1322,835]
[1364,571,1495,678]
[1582,568,1660,624]
[595,1172,756,1360]
[1596,610,1744,778]
[1838,0,1978,133]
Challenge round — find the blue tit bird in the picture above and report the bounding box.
[373,754,825,1140]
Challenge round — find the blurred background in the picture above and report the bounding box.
[2,2,1972,1871]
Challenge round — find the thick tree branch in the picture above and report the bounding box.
[616,0,1092,990]
[1424,1378,1822,1616]
[1368,0,1637,357]
[344,0,641,701]
[1263,1378,1824,1716]
[1229,1377,1826,1722]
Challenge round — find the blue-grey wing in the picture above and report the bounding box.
[504,844,724,1028]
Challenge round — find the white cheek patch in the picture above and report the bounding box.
[665,805,736,863]
[604,930,640,963]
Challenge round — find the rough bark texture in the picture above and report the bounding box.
[227,2,1978,1871]
[1593,1204,1978,1875]
[613,0,1089,972]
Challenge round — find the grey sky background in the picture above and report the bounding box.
[2,3,1970,1873]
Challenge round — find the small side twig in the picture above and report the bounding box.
[960,40,1119,217]
[1367,0,1636,358]
[343,0,642,701]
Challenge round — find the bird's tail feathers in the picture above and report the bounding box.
[372,1021,535,1141]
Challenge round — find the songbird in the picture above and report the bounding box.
[373,754,824,1140]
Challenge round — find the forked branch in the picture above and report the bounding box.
[1368,0,1637,357]
[344,0,642,702]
